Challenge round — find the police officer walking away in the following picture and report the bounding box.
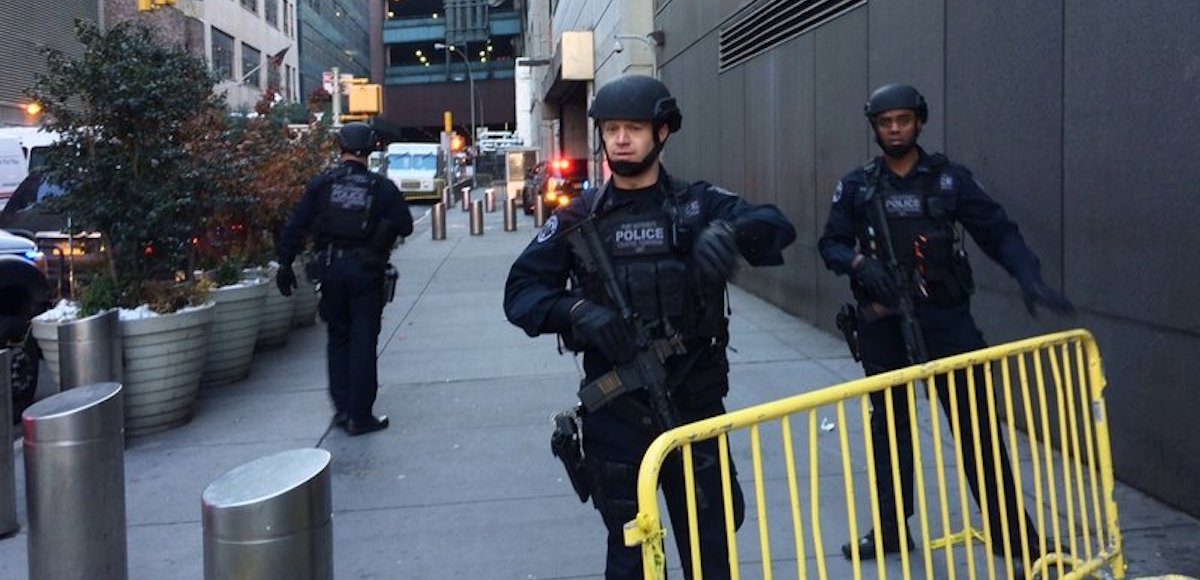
[505,75,796,579]
[276,122,413,436]
[819,84,1074,566]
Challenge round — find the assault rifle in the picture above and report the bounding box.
[865,164,929,365]
[564,217,686,431]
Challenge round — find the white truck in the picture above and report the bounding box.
[384,142,444,202]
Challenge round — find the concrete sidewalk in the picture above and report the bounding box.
[0,193,1196,579]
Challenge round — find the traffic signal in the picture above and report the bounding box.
[450,133,466,152]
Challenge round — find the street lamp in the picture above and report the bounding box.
[435,42,477,187]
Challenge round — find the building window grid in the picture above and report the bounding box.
[211,26,235,81]
[265,0,278,27]
[241,0,257,14]
[242,43,261,88]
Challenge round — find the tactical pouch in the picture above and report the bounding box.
[836,303,863,362]
[550,408,590,503]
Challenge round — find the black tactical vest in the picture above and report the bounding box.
[319,165,379,242]
[582,182,727,342]
[856,156,973,304]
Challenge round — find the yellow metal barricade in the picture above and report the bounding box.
[623,329,1125,580]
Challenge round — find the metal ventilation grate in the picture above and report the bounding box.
[719,0,865,72]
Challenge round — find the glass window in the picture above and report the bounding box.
[265,0,278,27]
[241,0,257,14]
[386,152,438,171]
[268,60,281,90]
[242,43,261,87]
[211,27,234,80]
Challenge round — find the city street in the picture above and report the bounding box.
[0,192,1196,579]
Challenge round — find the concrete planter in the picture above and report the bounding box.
[256,266,294,349]
[291,274,319,328]
[122,302,215,436]
[201,280,269,387]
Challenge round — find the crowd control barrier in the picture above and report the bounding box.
[624,330,1126,580]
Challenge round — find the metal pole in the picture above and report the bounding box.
[203,449,333,580]
[0,349,17,539]
[461,186,471,212]
[431,202,447,240]
[470,200,484,235]
[24,382,127,579]
[504,198,517,231]
[534,194,547,227]
[58,308,122,389]
[441,184,452,208]
[331,66,341,127]
[485,189,496,213]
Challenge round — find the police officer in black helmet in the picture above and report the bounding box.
[277,122,413,436]
[819,84,1074,564]
[505,75,796,579]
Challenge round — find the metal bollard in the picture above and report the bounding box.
[460,186,471,212]
[58,308,122,389]
[441,185,452,208]
[0,350,16,539]
[24,382,127,579]
[470,200,485,235]
[504,198,517,231]
[431,202,447,240]
[534,194,547,227]
[485,189,497,213]
[203,449,333,580]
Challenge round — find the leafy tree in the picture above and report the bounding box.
[27,20,222,304]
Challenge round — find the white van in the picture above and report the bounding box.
[385,142,444,201]
[0,127,61,211]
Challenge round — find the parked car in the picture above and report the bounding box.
[0,228,49,421]
[521,158,589,215]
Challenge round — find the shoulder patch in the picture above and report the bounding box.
[684,199,701,217]
[939,173,955,191]
[536,214,559,243]
[832,181,844,203]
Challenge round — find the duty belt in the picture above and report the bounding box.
[329,246,381,260]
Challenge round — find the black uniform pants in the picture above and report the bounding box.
[318,256,385,421]
[859,302,1039,553]
[582,400,746,580]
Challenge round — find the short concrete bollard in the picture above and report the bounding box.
[504,198,518,232]
[58,308,122,389]
[534,194,547,227]
[460,186,471,212]
[431,202,447,240]
[0,349,17,539]
[485,189,497,213]
[203,448,333,580]
[24,382,127,579]
[470,200,485,235]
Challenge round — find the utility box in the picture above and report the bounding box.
[561,31,594,81]
[504,148,539,202]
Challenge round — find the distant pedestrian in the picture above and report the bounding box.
[819,83,1073,567]
[276,122,413,436]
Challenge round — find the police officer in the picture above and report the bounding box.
[505,75,796,579]
[276,122,413,436]
[819,84,1074,563]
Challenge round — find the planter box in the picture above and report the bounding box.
[201,280,269,387]
[257,283,294,349]
[33,302,216,436]
[123,302,215,436]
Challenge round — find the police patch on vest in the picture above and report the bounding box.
[331,183,369,209]
[685,199,701,217]
[611,219,669,256]
[884,193,924,217]
[939,173,955,191]
[536,214,559,243]
[832,181,844,203]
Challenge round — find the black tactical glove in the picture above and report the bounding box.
[1020,278,1075,317]
[853,257,900,305]
[693,221,739,282]
[570,300,640,365]
[276,265,297,297]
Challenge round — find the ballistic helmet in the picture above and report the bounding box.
[864,84,928,123]
[337,122,377,155]
[588,75,682,133]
